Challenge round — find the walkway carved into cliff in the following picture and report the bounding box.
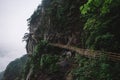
[49,43,120,61]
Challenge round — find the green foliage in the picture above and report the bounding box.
[72,54,120,80]
[80,0,113,15]
[27,0,85,44]
[40,54,59,74]
[23,0,120,80]
[21,57,32,80]
[80,0,120,52]
[25,40,61,79]
[31,40,49,71]
[34,40,48,54]
[2,55,27,80]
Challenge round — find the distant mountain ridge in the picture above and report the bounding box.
[0,71,4,80]
[2,55,27,80]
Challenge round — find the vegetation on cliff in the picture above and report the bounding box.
[80,0,120,52]
[22,0,120,80]
[2,55,27,80]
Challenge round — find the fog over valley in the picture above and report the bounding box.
[0,0,42,72]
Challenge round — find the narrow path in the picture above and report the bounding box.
[49,43,120,61]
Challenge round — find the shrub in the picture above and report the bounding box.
[72,54,112,80]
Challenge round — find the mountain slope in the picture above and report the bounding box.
[0,71,4,80]
[22,0,120,80]
[2,55,27,80]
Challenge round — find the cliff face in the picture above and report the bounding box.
[23,0,86,80]
[23,0,120,80]
[24,0,86,55]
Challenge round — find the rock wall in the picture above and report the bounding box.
[23,0,120,80]
[24,0,86,55]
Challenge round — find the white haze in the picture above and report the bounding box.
[0,0,42,72]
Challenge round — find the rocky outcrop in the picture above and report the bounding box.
[24,0,86,55]
[23,0,84,78]
[23,0,120,80]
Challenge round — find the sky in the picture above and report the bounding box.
[0,0,42,72]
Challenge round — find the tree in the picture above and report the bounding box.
[80,0,120,52]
